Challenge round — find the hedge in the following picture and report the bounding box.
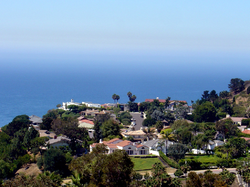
[242,119,250,126]
[159,151,180,169]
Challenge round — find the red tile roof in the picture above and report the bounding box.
[90,138,148,149]
[115,140,132,147]
[145,99,166,103]
[136,144,144,148]
[241,137,250,141]
[242,129,250,135]
[106,138,121,144]
[80,119,94,125]
[145,99,187,103]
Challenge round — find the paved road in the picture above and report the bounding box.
[168,168,237,178]
[130,112,144,130]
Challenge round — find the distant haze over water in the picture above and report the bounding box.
[0,51,249,127]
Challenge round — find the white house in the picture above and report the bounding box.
[82,102,101,108]
[206,140,224,151]
[62,99,81,110]
[142,139,174,156]
[90,138,149,155]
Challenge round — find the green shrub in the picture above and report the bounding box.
[186,159,202,170]
[242,119,250,126]
[216,159,236,168]
[174,169,183,178]
[159,151,180,169]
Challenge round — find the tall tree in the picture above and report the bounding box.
[101,119,121,139]
[201,90,210,102]
[3,115,30,137]
[116,94,120,103]
[37,149,67,175]
[112,94,117,103]
[127,91,132,99]
[228,78,245,94]
[165,97,171,108]
[194,101,217,122]
[69,144,134,187]
[127,91,136,102]
[143,128,155,141]
[209,90,218,103]
[168,143,188,161]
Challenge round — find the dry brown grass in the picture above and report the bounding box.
[16,163,42,176]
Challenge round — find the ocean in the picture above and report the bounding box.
[0,51,249,127]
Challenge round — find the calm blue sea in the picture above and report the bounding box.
[0,51,249,127]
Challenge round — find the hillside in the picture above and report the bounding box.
[229,81,250,117]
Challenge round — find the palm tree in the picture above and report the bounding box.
[161,128,174,154]
[37,171,62,186]
[116,94,120,103]
[71,171,86,187]
[143,128,155,141]
[112,94,117,103]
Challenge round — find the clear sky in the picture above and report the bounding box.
[0,1,250,57]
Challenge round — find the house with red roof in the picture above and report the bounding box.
[242,129,250,135]
[78,119,95,129]
[90,138,149,155]
[145,97,187,111]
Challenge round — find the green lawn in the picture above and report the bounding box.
[131,157,162,171]
[185,155,219,163]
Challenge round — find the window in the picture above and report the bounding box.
[126,150,134,155]
[140,150,146,155]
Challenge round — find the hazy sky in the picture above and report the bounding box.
[1,1,250,56]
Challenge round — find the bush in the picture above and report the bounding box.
[37,156,43,169]
[18,154,31,166]
[216,159,236,168]
[187,159,202,170]
[242,119,250,126]
[174,169,183,178]
[159,151,180,169]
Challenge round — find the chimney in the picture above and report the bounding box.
[99,139,102,143]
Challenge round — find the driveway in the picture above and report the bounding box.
[130,112,145,131]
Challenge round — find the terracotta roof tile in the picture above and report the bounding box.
[242,129,250,134]
[115,140,132,147]
[106,138,120,144]
[80,119,94,125]
[242,137,250,141]
[145,99,187,104]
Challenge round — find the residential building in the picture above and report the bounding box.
[145,97,187,111]
[122,129,148,142]
[90,138,149,155]
[82,102,101,108]
[142,139,174,156]
[29,115,42,130]
[39,130,56,139]
[78,119,94,129]
[220,115,247,126]
[242,129,250,135]
[206,140,224,151]
[47,136,71,148]
[62,99,81,110]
